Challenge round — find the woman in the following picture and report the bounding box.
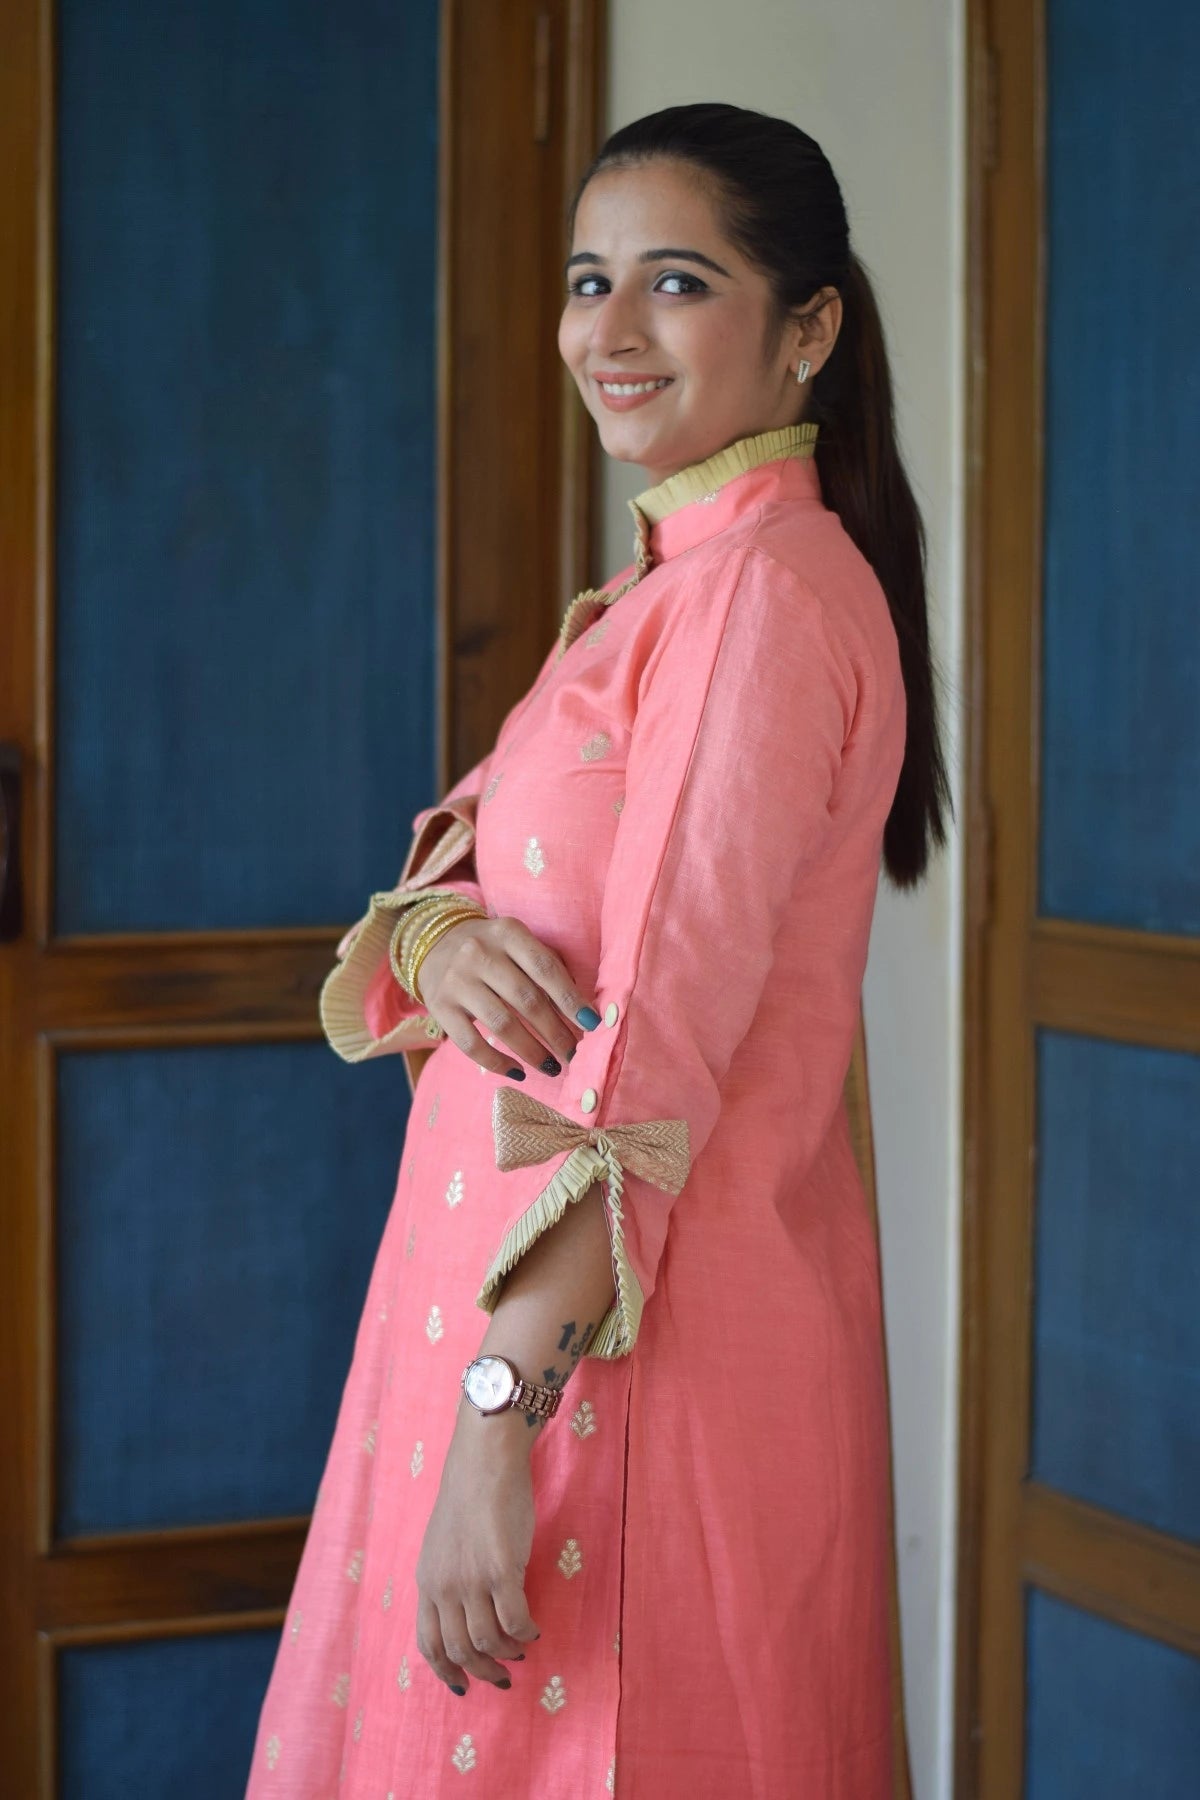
[246,101,951,1799]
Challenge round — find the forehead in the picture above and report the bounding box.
[572,161,734,255]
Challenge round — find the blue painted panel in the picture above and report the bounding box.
[1025,1590,1200,1798]
[59,1627,279,1800]
[57,1043,406,1536]
[1030,1031,1200,1543]
[54,0,440,933]
[1038,0,1200,933]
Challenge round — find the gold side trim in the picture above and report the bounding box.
[474,1141,645,1359]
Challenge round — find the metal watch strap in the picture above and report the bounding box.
[510,1377,563,1420]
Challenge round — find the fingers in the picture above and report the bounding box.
[430,925,602,1079]
[417,1590,528,1695]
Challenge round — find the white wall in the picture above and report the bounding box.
[598,8,967,1795]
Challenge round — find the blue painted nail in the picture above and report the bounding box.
[505,1066,525,1080]
[576,1006,601,1029]
[540,1055,562,1076]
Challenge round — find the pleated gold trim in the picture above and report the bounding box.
[630,421,819,527]
[475,1140,645,1359]
[320,888,467,1064]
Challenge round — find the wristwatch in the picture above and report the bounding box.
[460,1354,563,1421]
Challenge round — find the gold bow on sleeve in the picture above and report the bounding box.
[492,1087,690,1194]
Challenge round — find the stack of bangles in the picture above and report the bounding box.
[389,893,489,1005]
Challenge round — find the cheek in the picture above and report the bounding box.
[558,311,585,372]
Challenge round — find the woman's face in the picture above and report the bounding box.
[558,158,838,487]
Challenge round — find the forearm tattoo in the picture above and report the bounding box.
[520,1319,597,1429]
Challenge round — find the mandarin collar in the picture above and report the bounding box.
[627,421,820,573]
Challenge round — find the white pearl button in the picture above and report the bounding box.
[604,1003,619,1027]
[580,1087,598,1113]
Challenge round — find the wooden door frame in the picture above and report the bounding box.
[956,2,1200,1794]
[0,3,606,1791]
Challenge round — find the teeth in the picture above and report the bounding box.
[599,379,671,395]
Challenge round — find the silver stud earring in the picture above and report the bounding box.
[795,359,812,384]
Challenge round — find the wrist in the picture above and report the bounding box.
[452,1390,542,1454]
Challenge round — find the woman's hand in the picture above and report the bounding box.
[415,914,601,1078]
[414,1411,543,1694]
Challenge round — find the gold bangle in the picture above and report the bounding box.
[390,900,483,1000]
[406,908,486,1003]
[388,895,486,996]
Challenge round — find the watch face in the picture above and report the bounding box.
[463,1356,516,1413]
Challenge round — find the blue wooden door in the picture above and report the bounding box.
[969,1,1200,1793]
[1,1,441,1792]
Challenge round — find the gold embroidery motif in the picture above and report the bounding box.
[580,731,611,762]
[346,1548,364,1583]
[556,1539,583,1579]
[483,771,503,804]
[410,1440,425,1477]
[289,1610,302,1643]
[613,794,624,815]
[397,1655,412,1691]
[406,1223,416,1258]
[613,1628,620,1656]
[445,1170,465,1209]
[427,1093,440,1128]
[451,1734,477,1773]
[331,1673,351,1708]
[426,1303,445,1343]
[265,1735,281,1771]
[539,1674,567,1713]
[353,1709,364,1744]
[382,1577,393,1611]
[363,1420,377,1456]
[606,1757,616,1794]
[585,620,610,647]
[570,1399,597,1438]
[524,836,546,877]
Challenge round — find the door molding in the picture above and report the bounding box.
[0,3,606,1791]
[956,2,1200,1794]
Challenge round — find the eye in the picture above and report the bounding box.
[565,270,709,298]
[654,272,707,296]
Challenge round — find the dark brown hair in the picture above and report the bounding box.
[568,102,953,889]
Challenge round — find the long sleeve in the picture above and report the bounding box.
[474,547,858,1357]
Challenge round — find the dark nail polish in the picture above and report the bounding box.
[450,1683,467,1695]
[505,1066,525,1081]
[540,1055,562,1076]
[576,1005,601,1030]
[496,1678,512,1689]
[514,1654,525,1661]
[565,1044,576,1061]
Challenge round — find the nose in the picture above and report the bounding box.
[588,287,650,359]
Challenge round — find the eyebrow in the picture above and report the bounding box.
[564,247,733,279]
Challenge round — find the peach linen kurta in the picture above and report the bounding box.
[245,422,908,1799]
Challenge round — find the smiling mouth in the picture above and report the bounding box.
[595,376,674,395]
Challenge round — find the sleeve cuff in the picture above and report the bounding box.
[321,790,486,1066]
[474,1088,691,1360]
[320,884,484,1065]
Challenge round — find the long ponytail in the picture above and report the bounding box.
[569,104,954,888]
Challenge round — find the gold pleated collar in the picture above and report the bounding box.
[631,420,820,530]
[556,420,819,661]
